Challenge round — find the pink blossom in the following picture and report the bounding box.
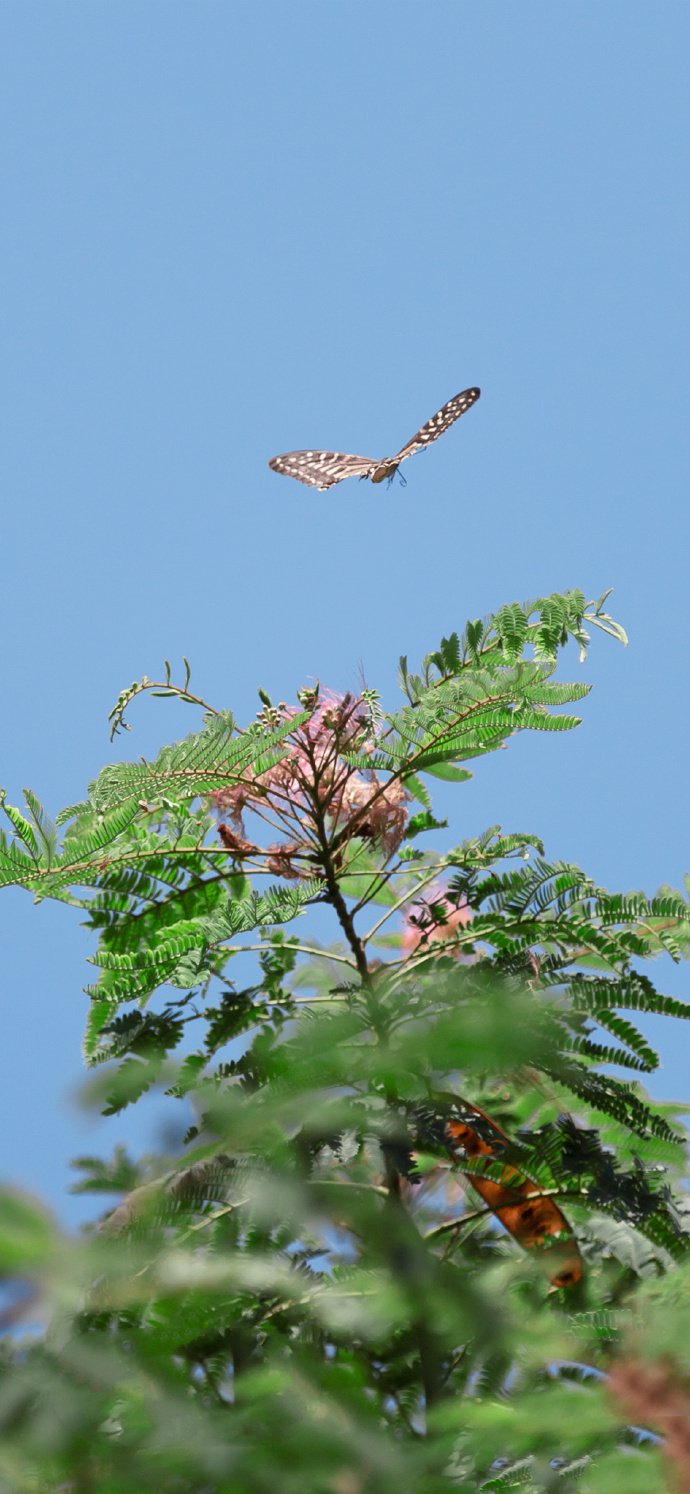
[210,694,367,828]
[210,690,410,880]
[337,773,411,857]
[211,779,259,833]
[402,885,472,957]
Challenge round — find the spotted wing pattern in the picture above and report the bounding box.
[392,387,481,468]
[267,449,378,490]
[268,386,480,490]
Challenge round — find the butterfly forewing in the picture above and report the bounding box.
[392,387,481,466]
[268,450,377,490]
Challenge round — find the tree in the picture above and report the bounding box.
[2,587,690,1492]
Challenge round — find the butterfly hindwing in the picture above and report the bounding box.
[268,450,377,490]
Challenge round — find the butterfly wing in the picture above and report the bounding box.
[445,1099,583,1288]
[391,386,481,469]
[268,450,378,490]
[269,387,480,488]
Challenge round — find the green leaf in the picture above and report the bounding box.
[0,1189,56,1270]
[420,762,474,782]
[404,810,448,839]
[0,792,39,861]
[401,771,433,807]
[23,788,58,865]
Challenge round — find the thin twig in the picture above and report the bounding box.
[362,867,444,946]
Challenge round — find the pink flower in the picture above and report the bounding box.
[336,774,411,857]
[211,779,259,833]
[210,694,368,829]
[402,885,472,957]
[210,690,411,879]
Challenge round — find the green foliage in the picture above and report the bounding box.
[2,585,690,1493]
[398,589,627,705]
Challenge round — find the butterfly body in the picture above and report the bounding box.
[269,386,480,490]
[370,459,400,485]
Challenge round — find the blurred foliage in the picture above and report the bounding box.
[1,588,690,1491]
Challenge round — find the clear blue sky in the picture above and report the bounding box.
[2,2,689,1225]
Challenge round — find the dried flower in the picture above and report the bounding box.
[608,1357,690,1491]
[218,823,257,857]
[265,843,302,880]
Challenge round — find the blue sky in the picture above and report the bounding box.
[1,2,689,1225]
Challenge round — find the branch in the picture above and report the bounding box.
[108,659,220,739]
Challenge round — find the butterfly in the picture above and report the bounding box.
[394,1097,581,1288]
[268,386,480,490]
[443,1099,583,1289]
